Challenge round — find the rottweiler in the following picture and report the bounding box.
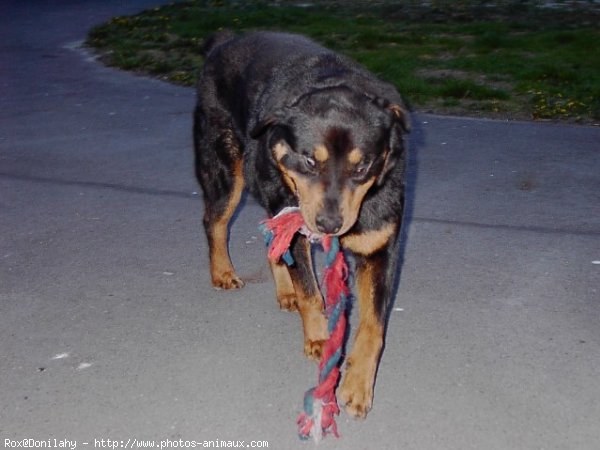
[193,31,410,418]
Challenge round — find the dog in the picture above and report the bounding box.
[193,31,410,419]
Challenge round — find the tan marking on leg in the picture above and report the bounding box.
[341,222,397,256]
[347,147,364,165]
[338,262,383,418]
[269,259,297,311]
[288,238,328,361]
[208,160,245,289]
[298,295,329,361]
[313,144,329,163]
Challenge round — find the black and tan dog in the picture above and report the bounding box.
[193,31,410,418]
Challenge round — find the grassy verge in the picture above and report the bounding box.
[86,1,600,124]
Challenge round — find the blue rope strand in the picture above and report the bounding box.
[303,387,316,416]
[282,250,294,266]
[327,293,347,334]
[325,236,339,267]
[319,348,342,383]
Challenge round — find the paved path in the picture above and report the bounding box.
[1,1,599,449]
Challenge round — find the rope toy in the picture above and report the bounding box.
[259,207,349,442]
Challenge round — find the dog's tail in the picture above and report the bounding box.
[201,30,236,58]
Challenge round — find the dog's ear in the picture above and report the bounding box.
[250,114,296,163]
[250,116,279,139]
[387,103,411,133]
[376,100,410,186]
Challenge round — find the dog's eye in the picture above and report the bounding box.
[304,156,316,169]
[353,161,371,178]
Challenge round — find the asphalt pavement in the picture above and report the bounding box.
[1,1,599,449]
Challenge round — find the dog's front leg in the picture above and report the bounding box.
[339,223,400,418]
[284,235,329,361]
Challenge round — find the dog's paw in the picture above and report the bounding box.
[338,367,373,419]
[301,307,328,361]
[304,338,326,361]
[277,293,298,312]
[212,271,245,290]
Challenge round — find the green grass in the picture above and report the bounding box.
[86,1,600,124]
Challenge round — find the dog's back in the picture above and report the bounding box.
[197,31,403,137]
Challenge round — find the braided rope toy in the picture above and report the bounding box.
[259,207,349,442]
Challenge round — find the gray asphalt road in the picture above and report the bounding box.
[1,2,599,449]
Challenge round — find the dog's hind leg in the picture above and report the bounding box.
[194,108,245,290]
[204,159,245,290]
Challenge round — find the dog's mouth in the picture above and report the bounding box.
[298,203,358,237]
[295,180,376,237]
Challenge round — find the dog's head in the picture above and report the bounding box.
[251,87,410,236]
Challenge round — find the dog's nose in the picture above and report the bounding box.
[315,213,343,235]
